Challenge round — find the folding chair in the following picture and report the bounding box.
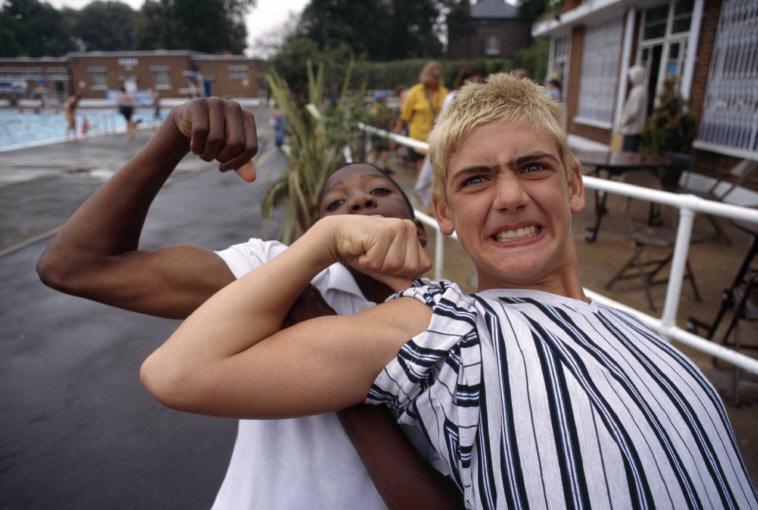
[605,169,703,310]
[677,159,758,244]
[719,273,758,405]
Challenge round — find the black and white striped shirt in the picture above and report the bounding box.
[367,280,757,509]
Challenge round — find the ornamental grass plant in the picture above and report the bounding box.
[262,60,368,243]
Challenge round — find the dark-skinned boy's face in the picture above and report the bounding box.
[318,164,413,220]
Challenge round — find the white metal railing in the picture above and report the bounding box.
[358,123,758,375]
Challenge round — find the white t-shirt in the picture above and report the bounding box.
[211,238,443,509]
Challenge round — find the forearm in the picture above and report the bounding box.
[40,118,188,269]
[339,405,463,509]
[143,220,337,382]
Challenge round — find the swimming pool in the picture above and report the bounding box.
[0,110,162,151]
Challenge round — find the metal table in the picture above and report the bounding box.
[576,150,669,242]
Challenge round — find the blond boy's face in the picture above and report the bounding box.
[433,118,585,295]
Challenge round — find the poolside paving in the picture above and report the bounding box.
[1,118,755,508]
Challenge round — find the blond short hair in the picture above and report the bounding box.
[428,72,578,202]
[419,61,443,87]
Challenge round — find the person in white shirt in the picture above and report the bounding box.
[37,97,462,509]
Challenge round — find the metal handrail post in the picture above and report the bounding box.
[660,206,696,329]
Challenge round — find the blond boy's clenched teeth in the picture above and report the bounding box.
[493,225,541,242]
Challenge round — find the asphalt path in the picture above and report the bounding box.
[1,121,289,509]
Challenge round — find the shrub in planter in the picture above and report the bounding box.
[640,76,698,190]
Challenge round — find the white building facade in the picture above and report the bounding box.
[534,0,758,188]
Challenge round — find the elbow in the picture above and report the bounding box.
[140,352,200,413]
[36,247,76,292]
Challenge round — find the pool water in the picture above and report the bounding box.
[0,110,161,150]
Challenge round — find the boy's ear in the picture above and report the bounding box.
[433,195,455,236]
[568,164,585,213]
[413,219,428,248]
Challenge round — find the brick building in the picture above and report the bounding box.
[533,0,758,191]
[0,50,266,104]
[447,0,530,59]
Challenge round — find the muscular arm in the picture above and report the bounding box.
[141,215,432,416]
[36,98,257,319]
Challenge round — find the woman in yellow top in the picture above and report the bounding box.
[396,61,448,173]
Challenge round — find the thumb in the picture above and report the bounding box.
[234,161,257,183]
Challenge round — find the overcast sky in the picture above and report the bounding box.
[47,0,310,56]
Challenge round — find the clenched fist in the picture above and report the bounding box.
[171,97,258,182]
[321,215,431,291]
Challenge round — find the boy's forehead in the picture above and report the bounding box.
[323,165,393,192]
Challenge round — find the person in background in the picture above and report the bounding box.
[118,87,136,139]
[618,65,648,152]
[36,97,463,510]
[151,89,161,121]
[271,102,286,148]
[546,78,562,102]
[63,94,79,139]
[395,61,447,175]
[414,64,481,211]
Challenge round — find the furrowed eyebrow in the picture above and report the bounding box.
[450,165,496,183]
[509,151,560,168]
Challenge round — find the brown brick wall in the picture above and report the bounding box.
[193,60,261,98]
[0,60,70,100]
[447,19,530,59]
[69,54,192,99]
[688,0,721,119]
[566,25,583,122]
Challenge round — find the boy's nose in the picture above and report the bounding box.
[493,175,528,211]
[347,192,377,213]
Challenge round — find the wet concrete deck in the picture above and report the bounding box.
[1,119,755,508]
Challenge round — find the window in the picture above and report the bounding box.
[576,17,624,126]
[87,67,107,90]
[549,34,571,100]
[695,0,758,156]
[485,35,501,56]
[228,65,249,80]
[151,66,172,90]
[637,1,694,102]
[47,67,68,81]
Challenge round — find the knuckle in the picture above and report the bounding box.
[206,134,222,147]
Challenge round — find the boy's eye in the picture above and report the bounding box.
[462,175,487,187]
[523,162,545,174]
[325,199,345,212]
[370,187,391,196]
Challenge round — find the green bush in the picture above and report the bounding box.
[641,77,698,155]
[512,39,549,84]
[353,58,512,90]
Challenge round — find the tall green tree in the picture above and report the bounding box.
[296,0,442,61]
[0,0,75,56]
[75,0,135,51]
[135,0,254,53]
[445,0,474,46]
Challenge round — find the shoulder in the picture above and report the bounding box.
[394,279,475,316]
[407,84,425,98]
